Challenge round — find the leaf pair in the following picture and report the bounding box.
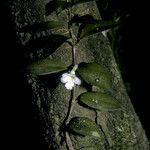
[77,63,121,111]
[69,14,119,41]
[27,62,111,89]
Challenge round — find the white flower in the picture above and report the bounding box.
[60,70,81,90]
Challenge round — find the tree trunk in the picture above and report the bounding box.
[7,0,149,149]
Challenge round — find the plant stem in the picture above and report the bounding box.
[72,46,76,65]
[66,0,77,65]
[61,2,77,149]
[65,88,76,124]
[60,87,76,149]
[65,131,74,150]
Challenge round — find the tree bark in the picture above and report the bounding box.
[7,0,149,149]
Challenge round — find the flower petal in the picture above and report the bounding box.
[62,73,69,77]
[65,81,75,90]
[74,77,81,85]
[61,74,69,83]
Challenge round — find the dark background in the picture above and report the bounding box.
[113,0,150,140]
[1,0,149,149]
[98,0,150,140]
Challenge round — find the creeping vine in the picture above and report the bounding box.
[21,0,121,149]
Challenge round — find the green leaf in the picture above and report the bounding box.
[78,20,119,40]
[24,34,68,56]
[79,92,121,111]
[77,63,112,89]
[26,58,67,75]
[20,21,65,33]
[69,117,100,137]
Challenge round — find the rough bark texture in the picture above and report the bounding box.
[8,0,149,149]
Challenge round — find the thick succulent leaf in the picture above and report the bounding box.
[79,92,121,111]
[69,117,100,137]
[20,21,65,33]
[78,20,119,40]
[24,34,68,56]
[77,63,112,89]
[26,58,67,75]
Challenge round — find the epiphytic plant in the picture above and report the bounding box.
[21,0,121,149]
